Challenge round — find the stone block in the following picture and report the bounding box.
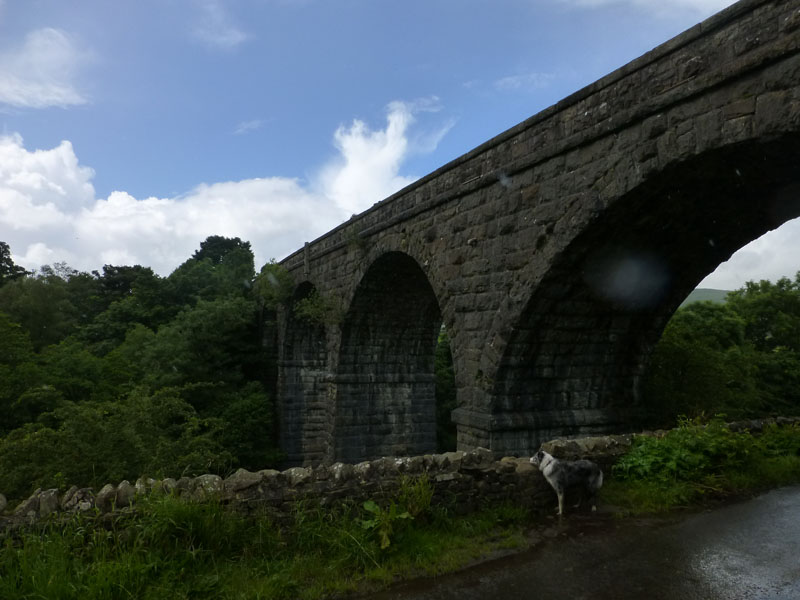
[116,481,136,508]
[224,469,263,493]
[192,474,223,501]
[283,467,312,487]
[160,478,178,495]
[38,489,60,517]
[95,484,117,513]
[63,488,95,513]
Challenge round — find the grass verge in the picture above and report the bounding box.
[0,484,530,600]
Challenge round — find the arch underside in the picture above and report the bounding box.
[491,136,800,454]
[334,252,442,463]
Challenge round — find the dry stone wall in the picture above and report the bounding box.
[3,417,797,532]
[1,435,633,530]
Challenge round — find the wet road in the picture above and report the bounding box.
[369,486,800,600]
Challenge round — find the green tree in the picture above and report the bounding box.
[140,296,263,393]
[37,338,126,403]
[79,267,172,354]
[725,274,800,412]
[644,302,761,423]
[168,236,256,305]
[63,269,105,326]
[218,382,282,469]
[0,272,78,350]
[0,312,42,433]
[192,235,251,264]
[0,235,282,497]
[0,386,231,501]
[726,274,800,352]
[646,275,800,424]
[0,241,29,286]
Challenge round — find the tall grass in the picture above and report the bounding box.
[0,477,530,600]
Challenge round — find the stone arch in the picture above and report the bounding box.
[333,251,442,462]
[489,135,800,454]
[278,281,329,465]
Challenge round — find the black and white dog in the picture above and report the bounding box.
[531,450,603,516]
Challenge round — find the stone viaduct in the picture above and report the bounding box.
[275,0,800,466]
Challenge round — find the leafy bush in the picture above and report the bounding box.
[608,418,800,513]
[613,418,750,484]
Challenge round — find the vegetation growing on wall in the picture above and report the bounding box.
[292,289,344,326]
[254,260,295,311]
[435,327,457,452]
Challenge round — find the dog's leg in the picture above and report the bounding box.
[556,489,564,516]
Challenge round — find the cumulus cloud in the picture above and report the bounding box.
[318,100,424,215]
[192,0,249,49]
[1,99,444,275]
[0,28,88,109]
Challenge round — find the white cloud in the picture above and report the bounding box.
[494,72,555,93]
[192,0,249,49]
[699,218,800,290]
[557,0,736,17]
[318,100,433,215]
[2,102,798,288]
[1,99,445,275]
[0,28,88,109]
[233,119,266,135]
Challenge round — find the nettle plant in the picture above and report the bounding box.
[359,475,434,549]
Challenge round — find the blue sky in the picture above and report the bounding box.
[2,0,795,289]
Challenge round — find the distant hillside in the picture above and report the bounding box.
[680,288,731,307]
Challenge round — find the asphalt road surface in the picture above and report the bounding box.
[367,486,800,600]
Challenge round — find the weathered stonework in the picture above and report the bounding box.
[274,0,800,463]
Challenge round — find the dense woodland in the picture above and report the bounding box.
[0,237,284,501]
[1,237,800,502]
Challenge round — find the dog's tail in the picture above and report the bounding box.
[597,469,604,490]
